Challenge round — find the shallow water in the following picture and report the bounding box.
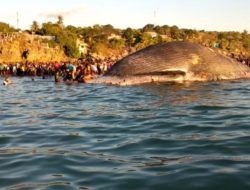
[1,77,250,190]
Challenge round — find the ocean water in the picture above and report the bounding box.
[1,77,250,190]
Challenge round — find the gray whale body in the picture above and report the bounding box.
[88,41,250,85]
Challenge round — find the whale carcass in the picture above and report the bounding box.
[87,41,250,85]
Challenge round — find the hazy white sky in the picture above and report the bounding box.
[0,0,250,31]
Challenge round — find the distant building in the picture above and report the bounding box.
[37,35,56,41]
[213,42,220,48]
[77,39,88,56]
[21,32,56,42]
[108,33,122,40]
[145,32,158,38]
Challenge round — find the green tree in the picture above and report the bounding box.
[142,24,155,32]
[161,25,171,35]
[218,32,226,40]
[242,36,250,51]
[39,21,79,58]
[57,31,79,58]
[183,29,198,40]
[39,22,60,36]
[154,25,165,35]
[31,21,39,34]
[0,22,16,33]
[102,24,119,35]
[134,33,153,49]
[153,35,163,44]
[123,28,135,47]
[219,39,230,50]
[109,38,125,50]
[170,25,180,39]
[57,15,64,28]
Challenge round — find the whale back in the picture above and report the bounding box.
[106,41,250,78]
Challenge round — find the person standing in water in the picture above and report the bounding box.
[3,76,12,85]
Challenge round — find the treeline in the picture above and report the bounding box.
[0,22,17,33]
[1,16,250,59]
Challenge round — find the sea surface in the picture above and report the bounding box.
[1,77,250,190]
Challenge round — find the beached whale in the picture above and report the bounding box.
[87,41,250,85]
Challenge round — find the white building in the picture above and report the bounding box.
[77,39,88,55]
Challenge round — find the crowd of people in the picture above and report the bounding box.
[229,53,250,67]
[1,53,250,85]
[0,57,117,84]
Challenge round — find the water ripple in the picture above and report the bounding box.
[1,77,250,189]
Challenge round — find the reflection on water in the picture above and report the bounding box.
[1,77,250,190]
[142,81,230,106]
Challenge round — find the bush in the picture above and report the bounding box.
[0,22,16,32]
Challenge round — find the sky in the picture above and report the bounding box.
[0,0,250,32]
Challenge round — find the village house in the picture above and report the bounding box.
[108,33,122,40]
[145,31,158,38]
[76,39,89,56]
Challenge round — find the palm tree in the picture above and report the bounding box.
[57,15,64,28]
[31,21,39,34]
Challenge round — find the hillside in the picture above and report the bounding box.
[1,19,250,63]
[0,32,67,63]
